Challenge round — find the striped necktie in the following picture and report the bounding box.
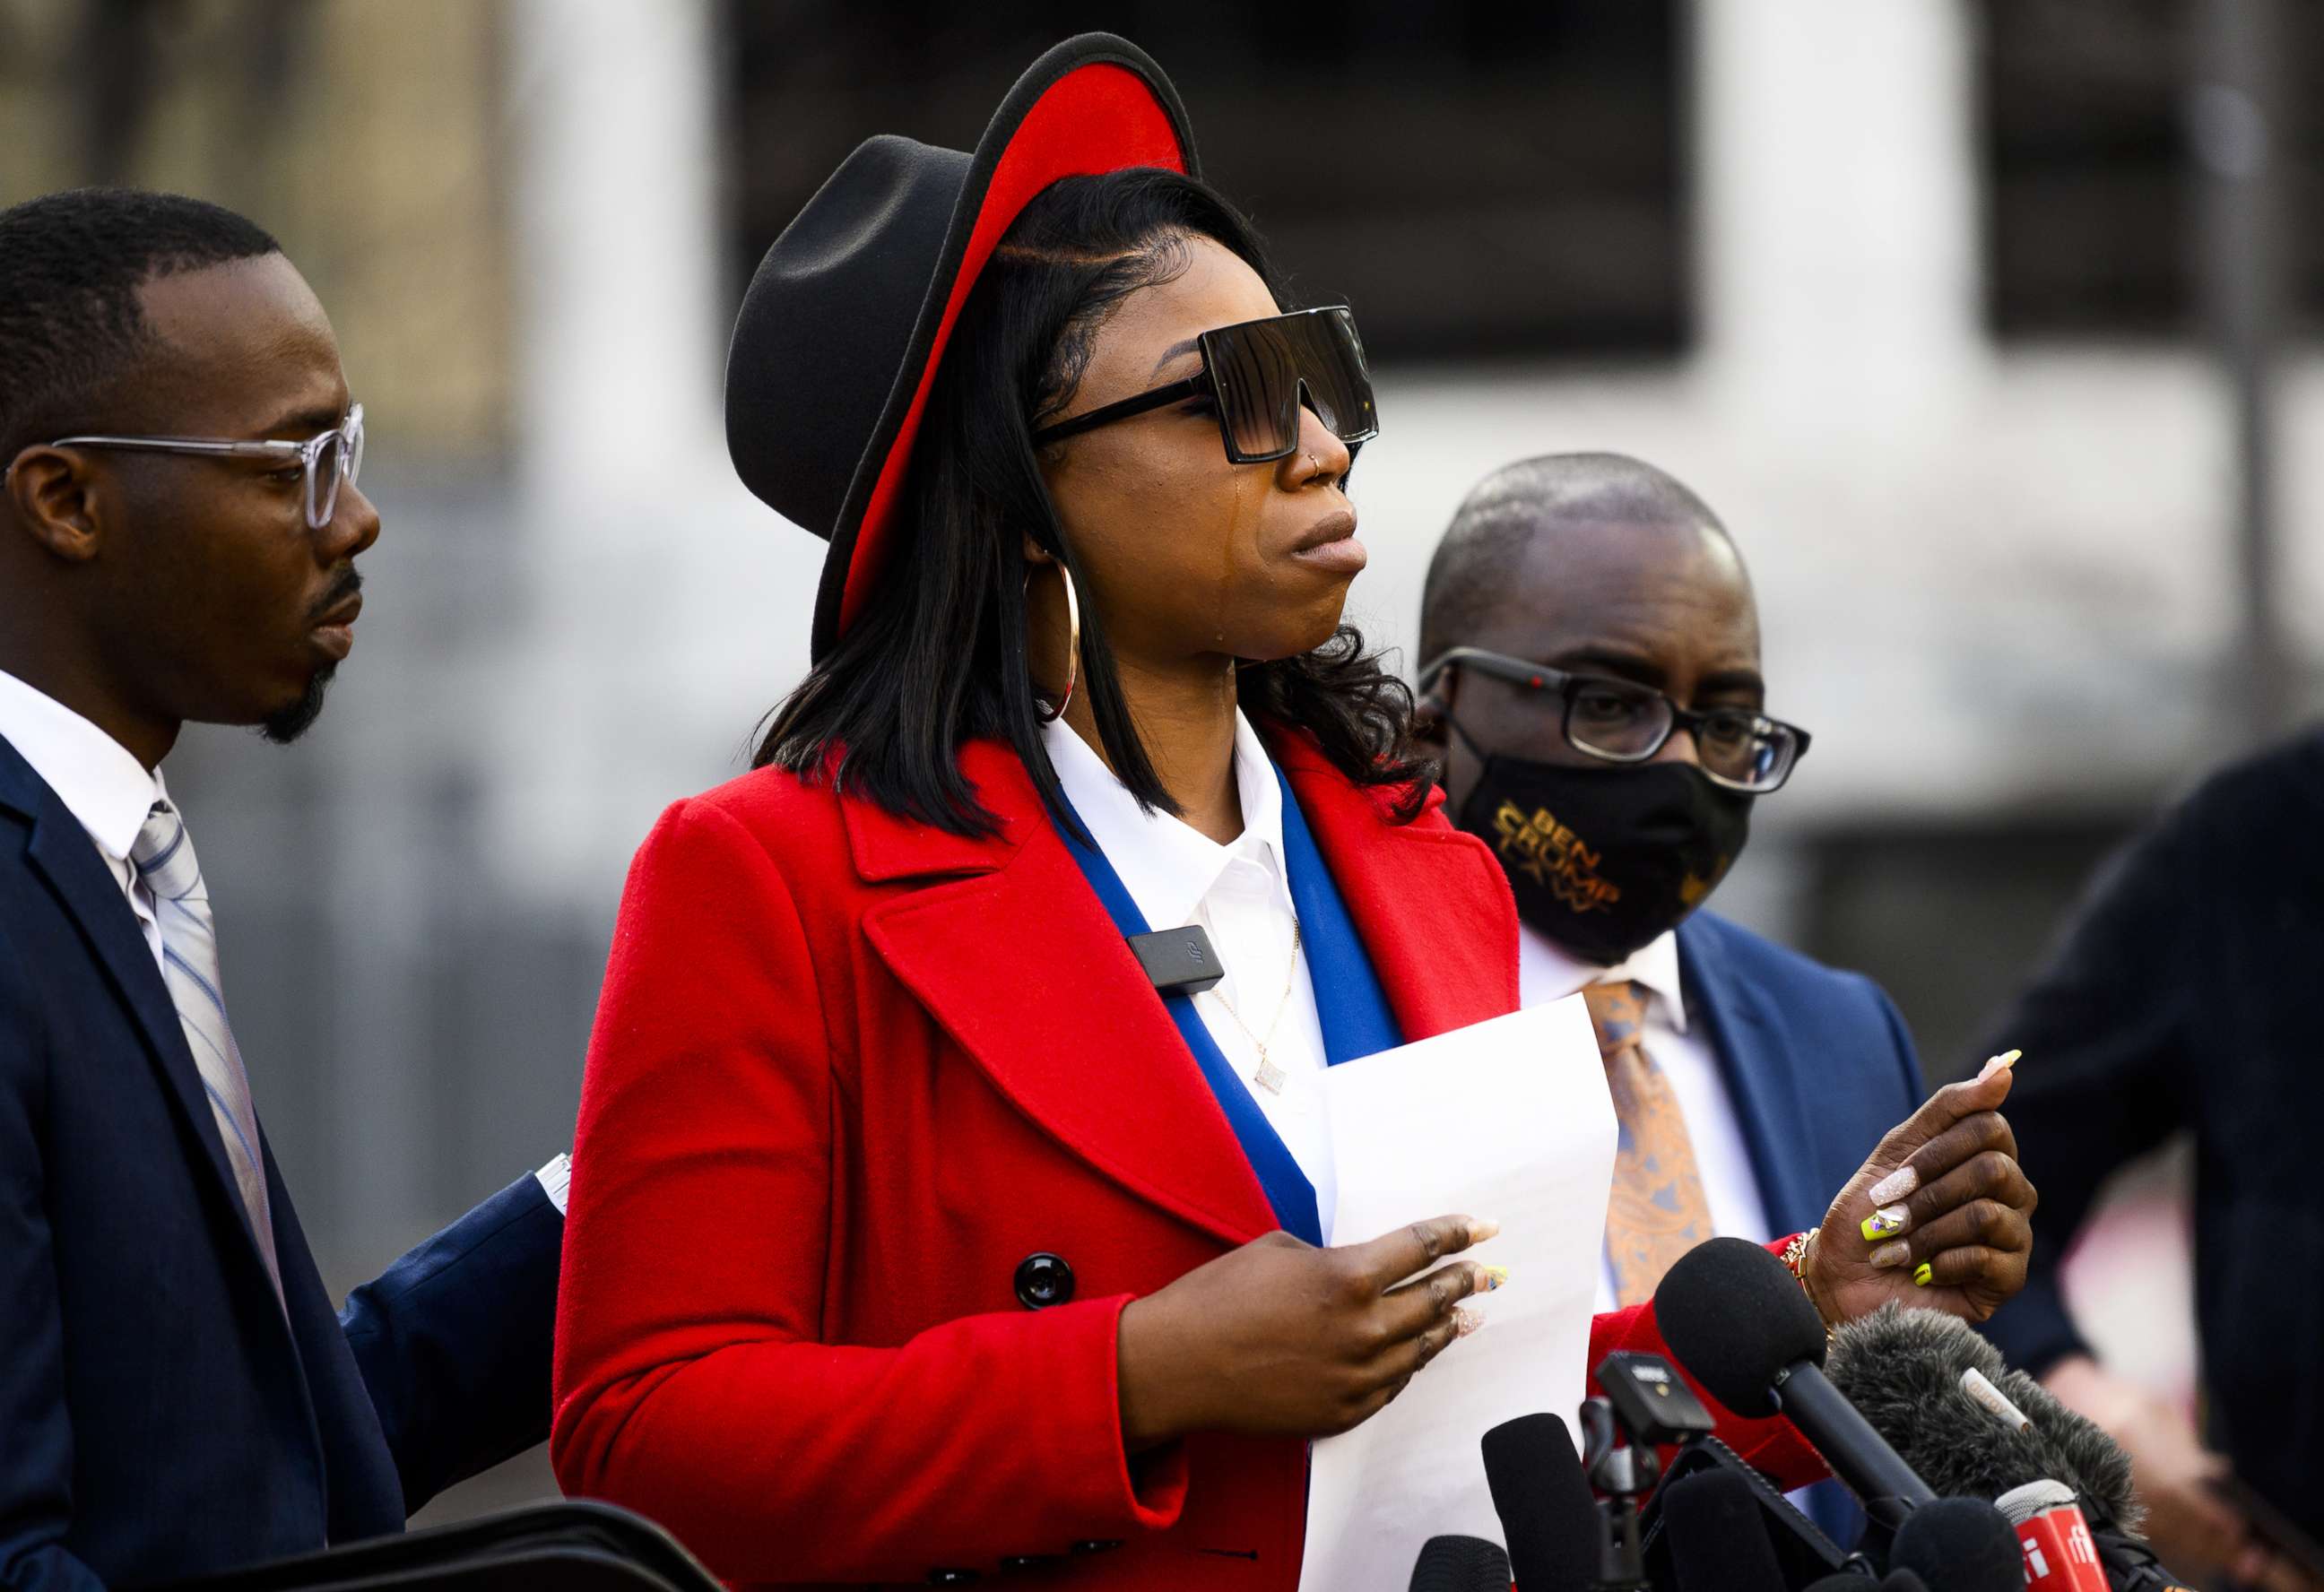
[132,800,283,1302]
[1583,979,1713,1308]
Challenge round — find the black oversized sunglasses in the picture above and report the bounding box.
[1031,305,1380,464]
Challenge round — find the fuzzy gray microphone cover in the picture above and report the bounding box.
[1823,1302,2143,1532]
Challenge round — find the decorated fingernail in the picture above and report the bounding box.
[1912,1262,1933,1288]
[1468,1217,1502,1243]
[1867,1165,1920,1206]
[1977,1049,2022,1082]
[1479,1265,1511,1293]
[1453,1307,1482,1337]
[1861,1203,1911,1242]
[1869,1241,1912,1270]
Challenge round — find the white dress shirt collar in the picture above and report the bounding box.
[1517,922,1690,1035]
[1040,708,1290,930]
[0,667,164,861]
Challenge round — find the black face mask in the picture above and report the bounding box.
[1449,722,1754,965]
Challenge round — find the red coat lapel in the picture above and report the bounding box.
[1270,730,1521,1043]
[851,742,1276,1247]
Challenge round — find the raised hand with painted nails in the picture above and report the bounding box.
[1799,1050,2038,1326]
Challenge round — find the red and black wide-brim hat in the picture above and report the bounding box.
[725,33,1199,662]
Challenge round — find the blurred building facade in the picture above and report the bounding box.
[4,0,2312,1516]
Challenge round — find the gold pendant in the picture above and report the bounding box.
[1252,1053,1287,1095]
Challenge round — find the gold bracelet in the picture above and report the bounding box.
[1781,1230,1837,1337]
[1779,1230,1813,1286]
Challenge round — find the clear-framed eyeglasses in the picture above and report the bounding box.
[1418,645,1813,794]
[4,403,365,532]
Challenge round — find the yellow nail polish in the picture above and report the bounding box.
[1479,1265,1510,1293]
[1977,1048,2022,1082]
[1861,1204,1909,1242]
[1912,1262,1933,1287]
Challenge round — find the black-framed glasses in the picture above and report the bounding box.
[1418,645,1813,793]
[1031,306,1379,464]
[4,404,365,532]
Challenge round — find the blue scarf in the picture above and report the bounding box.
[1052,761,1403,1243]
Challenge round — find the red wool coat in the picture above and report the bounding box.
[551,731,1824,1588]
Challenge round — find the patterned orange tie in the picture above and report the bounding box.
[1583,980,1713,1308]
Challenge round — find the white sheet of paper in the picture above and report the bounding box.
[1296,997,1617,1592]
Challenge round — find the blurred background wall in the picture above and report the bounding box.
[3,0,2314,1518]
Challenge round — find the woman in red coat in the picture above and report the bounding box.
[551,34,2037,1588]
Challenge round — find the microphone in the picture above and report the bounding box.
[1824,1304,2198,1590]
[1823,1303,2138,1528]
[1480,1414,1599,1592]
[1408,1535,1513,1592]
[1659,1466,1787,1592]
[1652,1239,1937,1522]
[1999,1479,2110,1592]
[1887,1496,2025,1592]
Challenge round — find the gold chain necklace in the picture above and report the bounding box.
[1201,920,1304,1095]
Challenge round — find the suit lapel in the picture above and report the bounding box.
[1272,732,1520,1042]
[854,743,1276,1248]
[1677,916,1824,1235]
[0,738,291,1314]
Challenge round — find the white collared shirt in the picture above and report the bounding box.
[1043,711,1336,1241]
[1519,923,1773,1312]
[0,667,170,981]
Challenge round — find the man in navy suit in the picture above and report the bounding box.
[1417,453,1929,1529]
[0,189,563,1589]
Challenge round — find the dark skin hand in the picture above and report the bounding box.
[1116,1216,1497,1451]
[1419,496,2034,1325]
[1034,237,1492,1444]
[1806,1059,2034,1323]
[0,253,378,771]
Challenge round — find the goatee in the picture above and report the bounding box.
[259,662,336,744]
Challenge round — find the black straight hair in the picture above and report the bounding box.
[756,168,1436,836]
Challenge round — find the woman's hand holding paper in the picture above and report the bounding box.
[1115,1214,1501,1450]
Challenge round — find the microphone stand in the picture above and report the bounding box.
[1580,1397,1655,1592]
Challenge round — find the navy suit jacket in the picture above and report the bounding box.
[1672,909,1928,1544]
[0,735,562,1591]
[1672,911,1926,1245]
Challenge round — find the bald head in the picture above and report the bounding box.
[1419,453,1745,667]
[1418,452,1768,810]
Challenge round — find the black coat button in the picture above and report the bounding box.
[926,1572,980,1585]
[1013,1251,1074,1310]
[1071,1540,1124,1554]
[1000,1555,1062,1570]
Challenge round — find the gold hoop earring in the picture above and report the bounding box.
[1028,559,1080,722]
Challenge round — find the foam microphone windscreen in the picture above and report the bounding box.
[1888,1497,2025,1592]
[1480,1413,1600,1592]
[1652,1237,1828,1418]
[1408,1534,1513,1592]
[1824,1302,2141,1531]
[1661,1466,1787,1592]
